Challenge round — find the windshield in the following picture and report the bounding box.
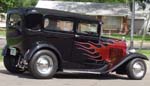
[77,22,98,36]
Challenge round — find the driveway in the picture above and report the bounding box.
[0,37,6,48]
[0,62,150,86]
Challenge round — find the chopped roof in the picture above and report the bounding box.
[8,8,98,22]
[34,8,98,22]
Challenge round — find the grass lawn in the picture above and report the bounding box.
[0,49,3,61]
[0,28,6,37]
[104,34,150,41]
[137,50,150,58]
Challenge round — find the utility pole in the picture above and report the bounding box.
[130,0,135,49]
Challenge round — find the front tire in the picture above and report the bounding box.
[29,50,58,79]
[126,58,147,80]
[4,55,24,73]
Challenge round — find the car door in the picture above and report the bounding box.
[43,16,75,60]
[71,21,106,69]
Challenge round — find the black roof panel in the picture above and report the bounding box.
[8,7,98,22]
[34,8,98,22]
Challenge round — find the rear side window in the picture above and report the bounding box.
[44,17,73,32]
[7,14,22,28]
[25,14,43,30]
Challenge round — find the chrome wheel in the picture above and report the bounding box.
[29,50,58,79]
[127,58,146,80]
[132,61,145,78]
[36,55,53,75]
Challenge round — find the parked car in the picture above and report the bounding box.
[2,8,149,79]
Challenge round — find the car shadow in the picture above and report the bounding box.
[0,69,130,80]
[0,69,34,79]
[54,72,129,80]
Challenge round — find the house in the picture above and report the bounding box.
[0,13,6,28]
[36,0,130,34]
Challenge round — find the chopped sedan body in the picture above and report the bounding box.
[2,8,148,79]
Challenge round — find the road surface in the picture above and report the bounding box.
[0,62,150,86]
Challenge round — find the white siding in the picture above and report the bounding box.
[102,16,122,31]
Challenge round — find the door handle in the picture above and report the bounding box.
[28,29,41,32]
[75,34,80,38]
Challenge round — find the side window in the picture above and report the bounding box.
[44,18,73,32]
[25,14,43,30]
[8,14,22,29]
[77,22,98,36]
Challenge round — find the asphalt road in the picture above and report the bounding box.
[0,62,150,86]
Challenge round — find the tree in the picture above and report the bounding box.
[61,0,129,3]
[0,0,17,12]
[17,0,37,8]
[0,0,37,12]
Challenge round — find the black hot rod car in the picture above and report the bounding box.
[2,8,149,79]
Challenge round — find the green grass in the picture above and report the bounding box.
[137,50,150,58]
[0,49,3,61]
[104,34,150,41]
[0,28,6,37]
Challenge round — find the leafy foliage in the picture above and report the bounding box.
[61,0,129,3]
[0,0,37,12]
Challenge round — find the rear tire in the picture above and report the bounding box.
[126,58,147,80]
[4,55,24,73]
[29,50,58,79]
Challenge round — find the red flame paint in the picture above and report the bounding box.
[75,38,127,66]
[75,41,111,62]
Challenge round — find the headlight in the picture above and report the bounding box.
[128,49,136,53]
[122,36,126,41]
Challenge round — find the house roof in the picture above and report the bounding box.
[36,0,129,16]
[36,0,150,19]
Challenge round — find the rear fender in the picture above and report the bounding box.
[2,45,8,56]
[24,43,62,64]
[24,43,63,71]
[106,53,149,73]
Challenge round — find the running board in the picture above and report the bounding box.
[63,69,101,74]
[63,65,108,74]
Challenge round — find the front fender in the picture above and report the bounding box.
[107,53,149,73]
